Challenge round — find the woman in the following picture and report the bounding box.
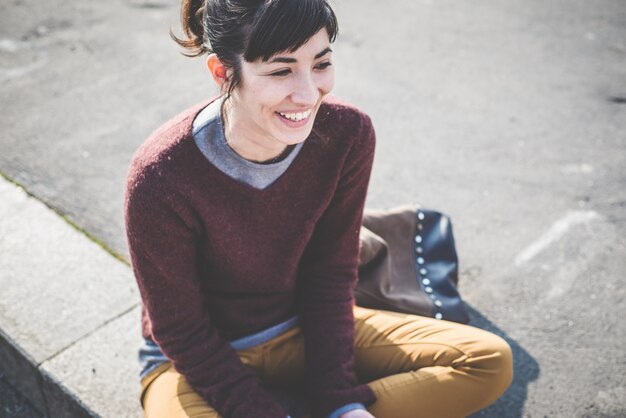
[124,0,513,417]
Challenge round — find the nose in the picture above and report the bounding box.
[290,72,319,106]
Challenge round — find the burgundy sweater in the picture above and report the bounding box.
[124,95,377,418]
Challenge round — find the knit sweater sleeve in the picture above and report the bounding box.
[296,111,378,417]
[124,170,288,418]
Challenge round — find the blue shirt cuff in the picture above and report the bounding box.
[327,403,367,418]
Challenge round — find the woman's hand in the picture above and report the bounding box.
[340,410,376,418]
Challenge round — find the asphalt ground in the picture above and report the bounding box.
[1,0,625,417]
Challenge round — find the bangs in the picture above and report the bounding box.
[244,0,338,62]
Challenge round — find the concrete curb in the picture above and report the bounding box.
[0,175,143,418]
[0,327,47,413]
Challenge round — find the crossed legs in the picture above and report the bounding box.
[141,306,513,418]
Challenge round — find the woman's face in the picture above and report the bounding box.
[228,29,335,150]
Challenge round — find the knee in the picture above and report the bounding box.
[481,333,514,399]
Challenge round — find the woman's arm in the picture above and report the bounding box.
[296,111,378,418]
[125,172,287,418]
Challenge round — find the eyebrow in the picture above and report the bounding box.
[268,47,333,64]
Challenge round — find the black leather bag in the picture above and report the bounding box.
[356,204,469,324]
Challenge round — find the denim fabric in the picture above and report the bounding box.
[327,403,367,418]
[138,315,300,379]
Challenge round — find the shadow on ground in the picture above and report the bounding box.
[467,303,540,418]
[0,373,43,418]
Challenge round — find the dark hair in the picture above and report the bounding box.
[171,0,339,100]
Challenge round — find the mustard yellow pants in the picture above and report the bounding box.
[140,306,513,418]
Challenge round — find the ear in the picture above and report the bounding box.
[207,53,230,91]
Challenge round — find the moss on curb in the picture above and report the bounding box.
[0,170,129,266]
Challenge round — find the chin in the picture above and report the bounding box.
[274,125,314,145]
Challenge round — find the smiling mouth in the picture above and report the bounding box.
[276,109,312,122]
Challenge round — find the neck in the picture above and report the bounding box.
[222,99,289,163]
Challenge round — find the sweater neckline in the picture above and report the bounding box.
[184,97,314,194]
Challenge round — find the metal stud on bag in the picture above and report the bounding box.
[414,207,444,320]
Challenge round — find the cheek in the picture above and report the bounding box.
[318,71,335,95]
[258,85,292,111]
[243,87,276,118]
[238,75,282,113]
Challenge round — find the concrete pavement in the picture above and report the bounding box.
[0,174,142,417]
[1,0,625,416]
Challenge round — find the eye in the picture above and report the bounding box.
[269,69,291,77]
[315,61,332,70]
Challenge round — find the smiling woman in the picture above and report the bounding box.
[124,1,513,418]
[215,28,335,162]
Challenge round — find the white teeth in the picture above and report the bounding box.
[279,110,311,121]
